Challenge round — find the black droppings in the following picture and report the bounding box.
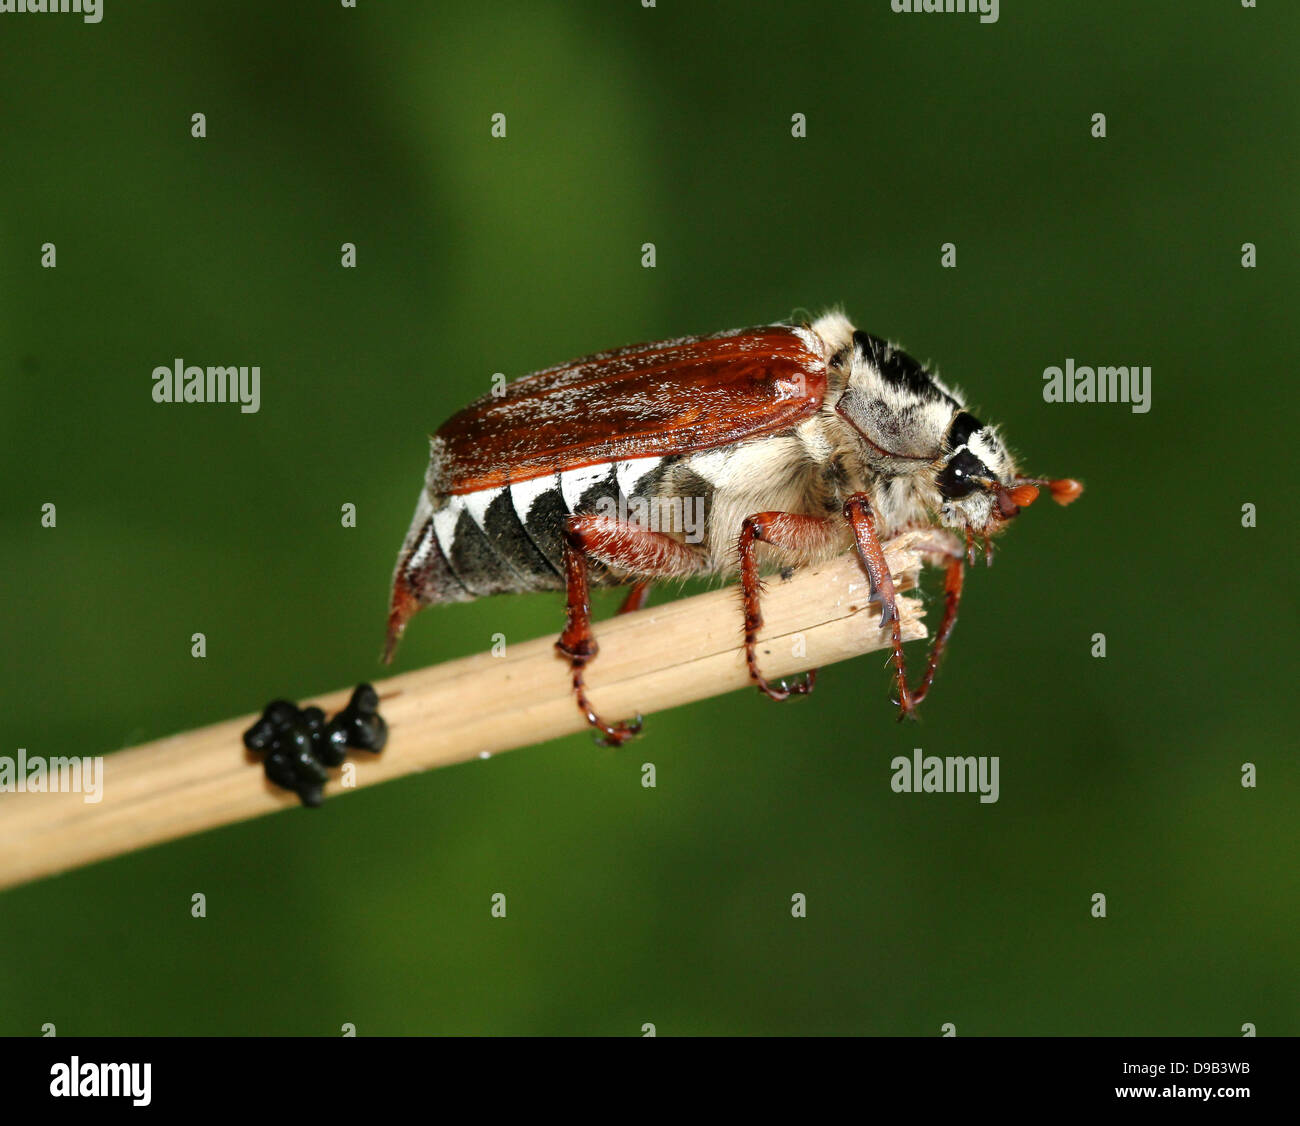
[316,722,350,768]
[299,705,326,734]
[331,683,390,754]
[242,683,387,807]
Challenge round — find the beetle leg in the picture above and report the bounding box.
[558,516,704,746]
[842,494,917,721]
[910,548,965,709]
[890,530,966,708]
[737,512,843,701]
[617,580,652,615]
[558,532,639,746]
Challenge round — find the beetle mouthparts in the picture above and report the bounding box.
[993,481,1038,520]
[1005,483,1041,508]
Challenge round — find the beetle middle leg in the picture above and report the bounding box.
[842,494,921,719]
[844,493,955,720]
[842,510,967,718]
[558,515,703,746]
[737,511,845,701]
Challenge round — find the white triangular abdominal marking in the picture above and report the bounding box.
[432,494,465,552]
[405,490,436,572]
[615,456,663,498]
[509,473,560,525]
[560,464,615,512]
[463,486,505,531]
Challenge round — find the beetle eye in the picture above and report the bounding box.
[937,449,988,500]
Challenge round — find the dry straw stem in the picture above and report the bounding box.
[0,532,933,892]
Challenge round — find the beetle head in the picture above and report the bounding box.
[934,410,1082,540]
[934,411,1017,532]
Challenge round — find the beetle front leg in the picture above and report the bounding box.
[842,494,916,720]
[738,512,844,701]
[909,538,965,708]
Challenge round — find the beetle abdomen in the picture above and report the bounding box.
[393,454,679,623]
[435,480,566,597]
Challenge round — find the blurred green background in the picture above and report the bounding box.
[1,1,1295,1036]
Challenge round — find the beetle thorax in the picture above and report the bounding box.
[804,312,1021,537]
